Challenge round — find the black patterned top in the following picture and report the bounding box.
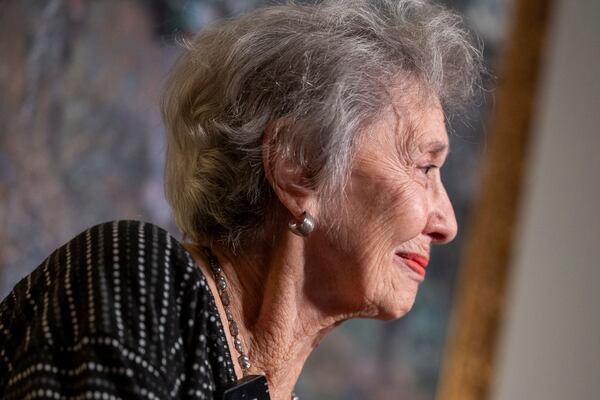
[0,220,237,399]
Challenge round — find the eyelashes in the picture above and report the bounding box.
[418,164,439,175]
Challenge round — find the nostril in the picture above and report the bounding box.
[429,232,447,243]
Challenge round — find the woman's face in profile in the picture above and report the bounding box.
[309,93,457,320]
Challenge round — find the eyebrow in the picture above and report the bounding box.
[423,140,449,157]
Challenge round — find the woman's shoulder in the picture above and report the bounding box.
[0,220,211,363]
[0,220,236,398]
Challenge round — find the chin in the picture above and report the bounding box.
[374,296,417,321]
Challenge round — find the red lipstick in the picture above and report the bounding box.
[396,252,429,278]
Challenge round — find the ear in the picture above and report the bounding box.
[262,119,317,222]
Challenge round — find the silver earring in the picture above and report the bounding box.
[288,211,315,237]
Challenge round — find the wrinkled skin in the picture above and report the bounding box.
[306,93,457,320]
[186,92,458,399]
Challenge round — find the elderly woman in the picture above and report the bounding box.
[0,0,481,399]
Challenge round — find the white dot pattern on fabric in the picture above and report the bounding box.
[0,220,237,399]
[65,241,80,342]
[85,229,97,335]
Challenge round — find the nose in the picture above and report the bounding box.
[424,183,457,245]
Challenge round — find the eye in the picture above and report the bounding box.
[418,164,438,175]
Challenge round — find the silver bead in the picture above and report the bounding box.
[229,320,239,336]
[225,308,235,322]
[234,337,244,353]
[221,291,230,306]
[217,275,227,291]
[291,393,300,400]
[238,355,251,370]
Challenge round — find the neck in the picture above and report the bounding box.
[186,228,344,400]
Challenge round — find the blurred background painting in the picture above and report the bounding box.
[0,0,509,399]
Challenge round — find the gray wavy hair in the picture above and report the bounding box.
[162,0,482,249]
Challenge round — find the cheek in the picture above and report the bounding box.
[387,185,428,243]
[338,154,429,257]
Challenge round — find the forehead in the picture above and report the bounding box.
[407,102,446,141]
[376,91,449,153]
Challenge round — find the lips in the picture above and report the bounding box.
[396,252,429,278]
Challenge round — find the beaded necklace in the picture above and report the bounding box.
[203,247,299,400]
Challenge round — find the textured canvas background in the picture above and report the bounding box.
[0,0,507,398]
